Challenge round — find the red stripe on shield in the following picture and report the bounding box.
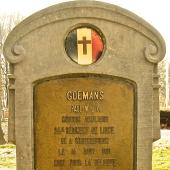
[92,30,104,62]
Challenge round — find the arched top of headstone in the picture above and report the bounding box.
[3,1,166,64]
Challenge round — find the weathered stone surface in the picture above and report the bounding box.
[3,1,166,170]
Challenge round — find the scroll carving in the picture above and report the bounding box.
[5,44,25,64]
[144,44,162,63]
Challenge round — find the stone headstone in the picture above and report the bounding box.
[3,1,166,170]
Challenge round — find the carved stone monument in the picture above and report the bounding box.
[3,1,166,170]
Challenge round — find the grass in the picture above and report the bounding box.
[0,157,15,167]
[152,140,170,170]
[0,144,15,149]
[0,144,16,168]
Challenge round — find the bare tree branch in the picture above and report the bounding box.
[0,13,24,144]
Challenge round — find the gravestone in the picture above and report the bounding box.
[3,1,166,170]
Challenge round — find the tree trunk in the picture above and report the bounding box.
[0,119,6,144]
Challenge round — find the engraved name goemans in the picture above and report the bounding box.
[66,90,104,101]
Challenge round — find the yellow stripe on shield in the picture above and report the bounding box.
[77,28,92,65]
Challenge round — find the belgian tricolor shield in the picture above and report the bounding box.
[65,27,104,65]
